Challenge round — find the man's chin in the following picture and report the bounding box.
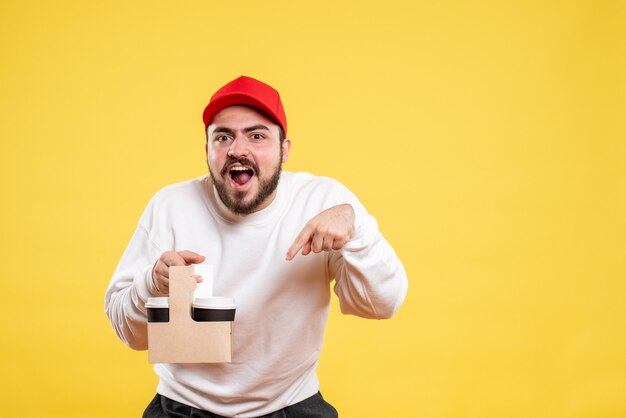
[218,186,261,215]
[210,164,282,215]
[228,199,262,216]
[230,193,255,209]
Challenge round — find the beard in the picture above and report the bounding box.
[210,156,282,216]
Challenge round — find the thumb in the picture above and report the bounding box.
[178,250,206,264]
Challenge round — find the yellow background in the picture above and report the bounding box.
[1,1,625,417]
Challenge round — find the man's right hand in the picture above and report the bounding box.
[152,250,206,295]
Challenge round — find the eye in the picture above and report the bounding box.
[215,135,232,143]
[250,133,264,141]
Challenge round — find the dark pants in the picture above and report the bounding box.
[143,392,338,418]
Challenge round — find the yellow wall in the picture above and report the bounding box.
[1,1,625,417]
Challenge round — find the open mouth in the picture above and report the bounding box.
[229,165,255,186]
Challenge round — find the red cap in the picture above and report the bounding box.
[202,76,287,136]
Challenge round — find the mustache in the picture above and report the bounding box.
[220,157,259,177]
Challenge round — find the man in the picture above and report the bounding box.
[105,76,408,418]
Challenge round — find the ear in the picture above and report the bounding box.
[281,138,292,163]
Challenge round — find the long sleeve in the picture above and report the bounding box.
[104,223,163,350]
[328,199,408,319]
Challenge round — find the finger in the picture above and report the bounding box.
[301,241,312,256]
[162,251,187,267]
[178,250,206,265]
[192,274,203,283]
[286,226,313,260]
[310,231,325,253]
[321,235,334,252]
[285,240,304,260]
[153,261,168,278]
[154,276,169,295]
[332,237,346,251]
[152,252,182,293]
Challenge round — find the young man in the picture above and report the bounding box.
[105,76,408,418]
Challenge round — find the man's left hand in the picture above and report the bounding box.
[285,204,355,261]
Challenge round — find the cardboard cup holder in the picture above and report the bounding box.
[147,265,234,364]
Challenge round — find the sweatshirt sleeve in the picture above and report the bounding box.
[329,192,408,319]
[104,216,164,350]
[328,192,408,320]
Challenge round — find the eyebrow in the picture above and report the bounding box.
[211,127,234,135]
[243,124,270,133]
[211,124,271,136]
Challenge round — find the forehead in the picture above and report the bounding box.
[208,105,279,134]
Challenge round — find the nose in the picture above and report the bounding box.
[227,135,249,158]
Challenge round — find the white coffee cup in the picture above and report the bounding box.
[146,297,169,322]
[192,297,236,322]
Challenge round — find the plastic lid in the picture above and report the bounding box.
[145,297,169,308]
[193,296,236,309]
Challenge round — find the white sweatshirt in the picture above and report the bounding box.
[105,171,408,417]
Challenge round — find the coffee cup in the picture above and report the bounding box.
[193,297,236,322]
[146,297,169,322]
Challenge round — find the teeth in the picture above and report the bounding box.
[230,166,250,172]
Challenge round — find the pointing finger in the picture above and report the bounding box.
[286,226,313,261]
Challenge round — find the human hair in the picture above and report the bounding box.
[278,125,285,143]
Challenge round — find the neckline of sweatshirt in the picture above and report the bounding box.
[200,172,292,228]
